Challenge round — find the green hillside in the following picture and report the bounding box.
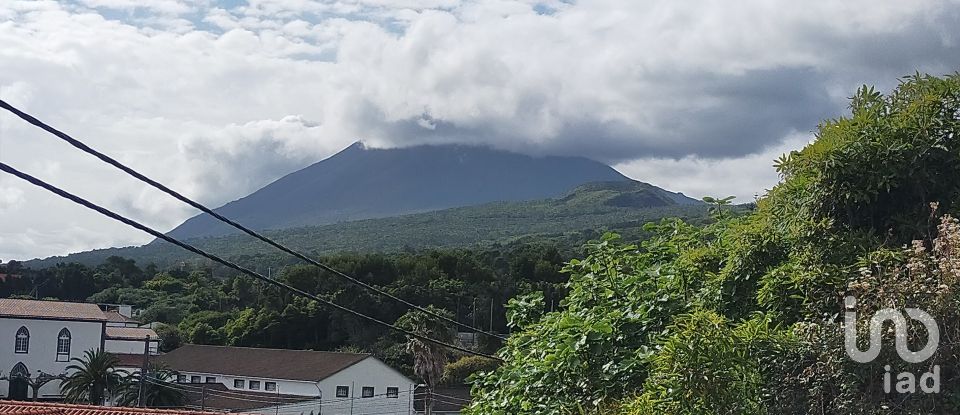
[26,181,712,269]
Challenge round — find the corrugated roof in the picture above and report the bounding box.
[0,401,215,415]
[156,344,370,382]
[0,298,106,322]
[106,327,158,340]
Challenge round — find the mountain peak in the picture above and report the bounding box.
[167,143,637,239]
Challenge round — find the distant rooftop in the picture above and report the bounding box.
[103,310,138,324]
[105,327,158,340]
[0,298,106,322]
[156,344,370,382]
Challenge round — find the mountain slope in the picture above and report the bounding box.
[28,181,709,269]
[168,142,655,239]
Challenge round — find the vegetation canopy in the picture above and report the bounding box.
[467,72,960,414]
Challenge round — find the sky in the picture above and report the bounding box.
[1,0,959,261]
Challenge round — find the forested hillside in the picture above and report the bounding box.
[26,181,710,269]
[466,73,960,414]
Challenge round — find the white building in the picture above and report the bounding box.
[0,298,159,400]
[157,344,417,415]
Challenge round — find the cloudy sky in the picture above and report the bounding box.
[1,0,959,260]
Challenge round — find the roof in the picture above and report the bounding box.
[0,298,106,322]
[0,401,215,415]
[104,310,139,324]
[106,327,158,340]
[414,386,471,413]
[111,353,150,368]
[156,344,370,382]
[179,383,314,412]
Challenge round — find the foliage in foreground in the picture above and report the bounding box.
[468,72,960,414]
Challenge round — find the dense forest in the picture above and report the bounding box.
[0,242,579,379]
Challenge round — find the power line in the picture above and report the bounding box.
[0,99,505,341]
[0,161,500,361]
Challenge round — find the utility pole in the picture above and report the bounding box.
[137,335,150,407]
[472,298,477,331]
[489,297,494,333]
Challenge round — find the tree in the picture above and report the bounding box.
[701,195,735,220]
[115,364,185,408]
[396,307,457,415]
[154,323,182,353]
[59,349,123,404]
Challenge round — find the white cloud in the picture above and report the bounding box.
[0,0,958,260]
[0,186,25,212]
[78,0,197,15]
[614,133,815,203]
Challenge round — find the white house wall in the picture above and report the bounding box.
[174,370,323,396]
[103,339,159,355]
[0,317,104,399]
[316,357,415,415]
[179,357,414,415]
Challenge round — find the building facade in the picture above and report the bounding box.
[157,344,417,415]
[0,298,159,401]
[0,299,107,400]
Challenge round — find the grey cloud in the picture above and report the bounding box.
[366,67,838,163]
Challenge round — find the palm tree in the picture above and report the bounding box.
[115,364,185,408]
[60,349,124,404]
[397,307,457,415]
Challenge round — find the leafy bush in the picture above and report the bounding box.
[471,73,960,414]
[441,355,500,385]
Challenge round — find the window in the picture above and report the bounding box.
[191,376,201,383]
[234,379,245,388]
[362,387,374,398]
[177,375,187,383]
[206,377,217,384]
[265,382,277,391]
[15,326,29,354]
[56,328,71,362]
[336,386,349,398]
[386,387,399,399]
[249,380,261,390]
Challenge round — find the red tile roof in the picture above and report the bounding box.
[0,299,106,322]
[0,401,216,415]
[105,327,158,340]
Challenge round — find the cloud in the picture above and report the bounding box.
[0,0,959,259]
[615,133,815,203]
[0,186,25,212]
[176,115,334,207]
